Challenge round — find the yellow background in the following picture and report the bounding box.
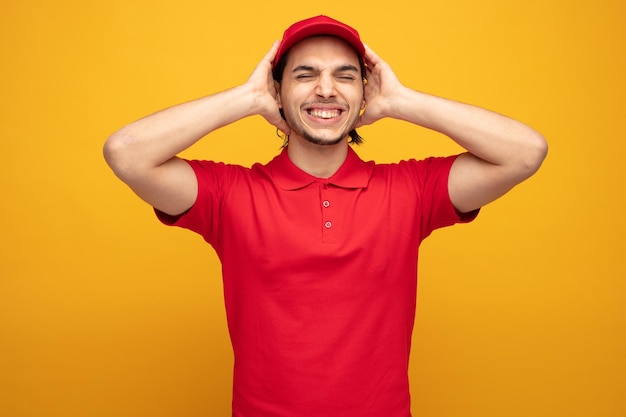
[2,0,624,416]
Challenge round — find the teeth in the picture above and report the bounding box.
[309,109,340,119]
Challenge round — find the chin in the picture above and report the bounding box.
[302,134,346,146]
[285,113,356,146]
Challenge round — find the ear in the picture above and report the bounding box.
[274,80,282,108]
[360,78,367,110]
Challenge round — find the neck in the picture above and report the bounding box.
[286,137,349,178]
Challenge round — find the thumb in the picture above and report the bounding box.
[267,113,291,136]
[355,109,374,129]
[276,119,291,136]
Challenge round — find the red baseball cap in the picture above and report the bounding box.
[273,15,365,68]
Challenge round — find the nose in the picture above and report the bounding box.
[315,73,335,98]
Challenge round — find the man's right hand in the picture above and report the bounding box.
[245,41,291,136]
[104,42,295,216]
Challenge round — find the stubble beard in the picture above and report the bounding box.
[301,130,346,146]
[286,110,359,147]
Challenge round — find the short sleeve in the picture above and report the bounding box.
[154,159,230,247]
[409,155,479,240]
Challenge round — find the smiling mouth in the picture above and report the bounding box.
[306,108,342,119]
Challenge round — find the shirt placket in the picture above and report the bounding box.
[319,182,337,243]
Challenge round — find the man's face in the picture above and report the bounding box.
[277,36,365,146]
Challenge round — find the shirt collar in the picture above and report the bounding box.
[268,147,372,191]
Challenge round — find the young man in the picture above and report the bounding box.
[104,15,547,417]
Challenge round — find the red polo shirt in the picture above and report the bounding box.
[157,147,477,417]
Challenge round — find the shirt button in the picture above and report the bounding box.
[324,221,332,229]
[322,200,330,208]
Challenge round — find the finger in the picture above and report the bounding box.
[249,42,280,83]
[263,40,281,64]
[362,43,381,67]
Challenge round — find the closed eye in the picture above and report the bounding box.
[335,65,359,82]
[292,65,317,81]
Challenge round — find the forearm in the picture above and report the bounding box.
[104,83,257,177]
[390,87,547,173]
[361,44,547,212]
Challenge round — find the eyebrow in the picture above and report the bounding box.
[292,65,315,73]
[292,64,359,73]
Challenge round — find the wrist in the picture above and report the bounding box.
[387,86,422,120]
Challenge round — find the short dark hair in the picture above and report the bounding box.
[272,38,365,145]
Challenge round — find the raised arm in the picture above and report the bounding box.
[103,42,290,216]
[357,45,548,213]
